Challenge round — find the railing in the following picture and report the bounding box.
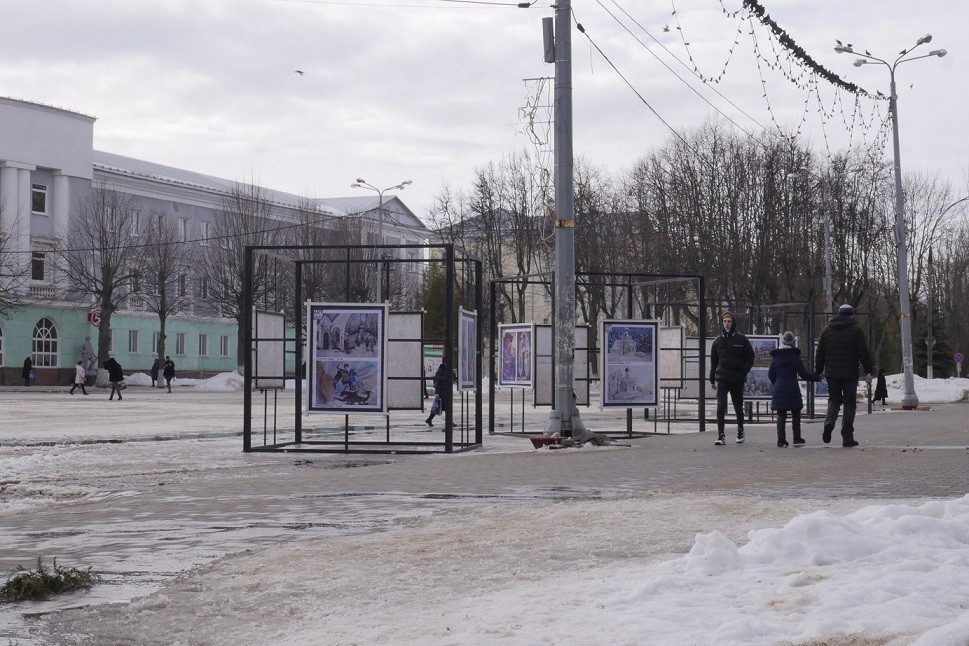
[29,284,56,300]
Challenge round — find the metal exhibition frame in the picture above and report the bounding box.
[488,272,708,436]
[242,243,483,454]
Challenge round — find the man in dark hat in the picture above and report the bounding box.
[709,311,755,446]
[815,304,874,447]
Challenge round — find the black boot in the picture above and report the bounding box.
[822,423,834,444]
[425,416,433,427]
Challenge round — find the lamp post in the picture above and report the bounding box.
[835,34,947,410]
[788,168,834,315]
[351,178,412,302]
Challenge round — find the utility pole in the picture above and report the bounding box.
[926,246,934,379]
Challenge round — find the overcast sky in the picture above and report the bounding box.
[1,0,965,219]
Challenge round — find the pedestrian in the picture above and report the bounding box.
[815,304,874,447]
[69,360,89,395]
[163,356,176,393]
[105,357,125,401]
[873,368,888,405]
[709,311,755,445]
[150,358,160,387]
[768,331,821,447]
[425,363,451,428]
[21,356,33,386]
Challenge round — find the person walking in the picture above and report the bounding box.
[105,357,125,401]
[768,332,821,447]
[425,363,451,428]
[710,311,755,445]
[163,356,176,393]
[69,360,89,395]
[815,304,874,447]
[22,356,34,386]
[150,358,160,388]
[873,368,888,405]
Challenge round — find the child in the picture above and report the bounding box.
[768,331,822,447]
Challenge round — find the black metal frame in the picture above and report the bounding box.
[242,243,483,454]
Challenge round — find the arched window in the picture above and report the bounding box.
[32,318,58,367]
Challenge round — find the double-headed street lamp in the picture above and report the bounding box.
[835,34,947,410]
[351,178,412,302]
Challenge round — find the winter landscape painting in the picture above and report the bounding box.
[600,320,659,407]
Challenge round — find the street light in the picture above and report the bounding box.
[835,34,947,410]
[351,178,412,302]
[787,167,834,315]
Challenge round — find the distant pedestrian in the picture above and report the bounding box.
[768,332,821,447]
[163,356,176,393]
[150,358,160,387]
[425,363,451,428]
[873,368,888,405]
[709,312,755,445]
[105,357,125,401]
[21,356,33,386]
[69,360,89,395]
[815,304,874,447]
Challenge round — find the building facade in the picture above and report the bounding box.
[0,97,427,385]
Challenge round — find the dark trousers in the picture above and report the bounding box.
[716,379,745,434]
[776,410,801,442]
[166,378,173,393]
[69,382,88,395]
[825,376,858,438]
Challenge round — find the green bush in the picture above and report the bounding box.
[0,557,100,603]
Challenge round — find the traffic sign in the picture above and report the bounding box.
[87,310,101,327]
[955,352,964,364]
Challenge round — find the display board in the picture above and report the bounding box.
[660,326,685,390]
[497,323,535,389]
[424,344,444,393]
[253,309,286,390]
[744,335,780,400]
[306,303,387,414]
[599,319,660,408]
[458,309,477,392]
[386,311,423,409]
[534,325,590,406]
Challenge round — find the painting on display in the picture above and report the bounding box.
[599,319,660,408]
[458,309,477,391]
[306,303,387,414]
[497,323,534,388]
[744,335,780,401]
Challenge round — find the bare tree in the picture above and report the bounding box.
[63,183,146,384]
[0,195,32,316]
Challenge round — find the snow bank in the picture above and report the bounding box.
[885,374,969,404]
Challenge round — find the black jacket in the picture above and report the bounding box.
[104,358,124,383]
[768,347,819,411]
[710,331,755,384]
[815,315,873,379]
[163,360,175,379]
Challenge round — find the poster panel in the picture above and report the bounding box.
[744,335,780,401]
[253,309,286,390]
[660,326,685,390]
[424,344,444,393]
[387,311,423,409]
[533,325,590,406]
[497,323,535,389]
[458,309,477,392]
[306,303,387,414]
[600,319,659,408]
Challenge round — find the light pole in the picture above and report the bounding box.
[351,178,412,302]
[788,168,834,315]
[835,34,947,410]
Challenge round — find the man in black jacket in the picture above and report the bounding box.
[710,312,755,445]
[815,304,874,447]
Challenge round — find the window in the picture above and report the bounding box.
[219,335,230,357]
[178,274,187,297]
[176,332,186,355]
[200,221,210,245]
[178,218,189,242]
[31,252,46,281]
[198,334,208,356]
[152,332,160,356]
[157,214,165,235]
[198,276,208,299]
[131,211,141,236]
[32,317,58,367]
[128,330,139,354]
[31,184,47,214]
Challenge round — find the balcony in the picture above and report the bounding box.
[29,284,56,300]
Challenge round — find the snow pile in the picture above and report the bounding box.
[885,374,969,404]
[125,371,245,391]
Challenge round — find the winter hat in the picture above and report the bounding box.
[781,331,796,347]
[838,304,854,316]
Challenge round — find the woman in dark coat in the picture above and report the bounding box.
[768,332,821,447]
[873,368,888,405]
[105,357,125,401]
[21,356,33,386]
[425,363,451,428]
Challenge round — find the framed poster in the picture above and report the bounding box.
[306,303,387,414]
[744,335,780,401]
[458,309,477,391]
[600,319,660,408]
[497,323,534,388]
